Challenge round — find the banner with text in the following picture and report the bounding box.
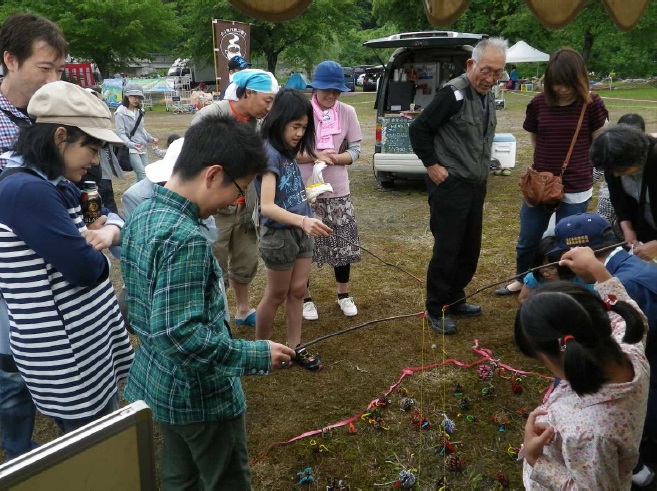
[213,19,251,95]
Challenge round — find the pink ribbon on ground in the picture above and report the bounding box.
[250,339,554,465]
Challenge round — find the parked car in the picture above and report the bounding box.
[342,66,355,92]
[362,66,383,92]
[363,31,487,187]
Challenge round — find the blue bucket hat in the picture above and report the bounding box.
[308,61,349,92]
[232,69,279,94]
[551,213,613,254]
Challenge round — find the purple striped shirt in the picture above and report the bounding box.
[523,93,608,193]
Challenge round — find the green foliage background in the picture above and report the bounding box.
[0,0,656,86]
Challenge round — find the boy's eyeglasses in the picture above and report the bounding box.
[222,168,246,198]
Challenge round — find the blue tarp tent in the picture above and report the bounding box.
[285,73,309,90]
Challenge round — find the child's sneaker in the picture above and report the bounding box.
[294,346,323,371]
[633,464,655,487]
[302,301,319,321]
[337,297,358,316]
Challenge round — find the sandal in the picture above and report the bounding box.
[234,308,256,326]
[294,345,323,371]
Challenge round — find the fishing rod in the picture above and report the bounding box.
[294,237,625,353]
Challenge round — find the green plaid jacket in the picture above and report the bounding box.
[121,185,271,425]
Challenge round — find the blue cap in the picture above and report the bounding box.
[552,213,613,253]
[228,55,252,71]
[308,61,349,92]
[232,69,279,94]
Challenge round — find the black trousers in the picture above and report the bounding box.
[425,174,487,316]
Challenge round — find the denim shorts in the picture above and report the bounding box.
[258,226,314,270]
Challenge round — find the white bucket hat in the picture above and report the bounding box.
[28,81,123,145]
[145,138,184,183]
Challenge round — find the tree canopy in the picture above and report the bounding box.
[1,0,656,81]
[0,0,181,77]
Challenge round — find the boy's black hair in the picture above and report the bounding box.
[260,88,316,160]
[172,114,267,182]
[0,13,67,73]
[13,124,102,180]
[590,124,649,173]
[618,113,646,132]
[530,235,575,281]
[514,281,645,396]
[166,133,181,147]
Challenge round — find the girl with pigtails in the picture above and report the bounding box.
[515,246,649,489]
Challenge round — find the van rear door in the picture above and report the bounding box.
[365,31,487,187]
[363,31,485,49]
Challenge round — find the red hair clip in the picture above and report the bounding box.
[560,335,575,351]
[603,294,618,311]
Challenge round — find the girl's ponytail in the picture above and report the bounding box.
[562,336,608,395]
[607,299,646,344]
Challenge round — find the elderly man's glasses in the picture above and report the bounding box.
[477,66,505,79]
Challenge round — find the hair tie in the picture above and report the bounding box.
[560,335,575,351]
[603,294,618,311]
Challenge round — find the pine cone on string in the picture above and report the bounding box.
[396,469,416,488]
[445,453,465,472]
[399,397,416,412]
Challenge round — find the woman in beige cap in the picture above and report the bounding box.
[0,81,133,433]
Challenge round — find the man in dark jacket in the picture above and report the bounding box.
[409,37,507,334]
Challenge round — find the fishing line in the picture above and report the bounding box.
[296,236,626,350]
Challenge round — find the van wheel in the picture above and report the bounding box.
[376,172,394,188]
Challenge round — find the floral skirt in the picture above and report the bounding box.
[311,195,361,267]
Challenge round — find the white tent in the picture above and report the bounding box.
[506,41,550,64]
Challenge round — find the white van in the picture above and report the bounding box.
[364,31,488,187]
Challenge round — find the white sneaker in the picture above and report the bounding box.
[302,301,319,321]
[633,464,655,487]
[337,297,358,316]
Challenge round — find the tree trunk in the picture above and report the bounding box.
[266,52,279,74]
[582,29,594,66]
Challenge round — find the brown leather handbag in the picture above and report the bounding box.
[519,102,588,207]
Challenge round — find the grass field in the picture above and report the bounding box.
[18,86,657,489]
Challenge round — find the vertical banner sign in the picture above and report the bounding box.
[213,19,251,95]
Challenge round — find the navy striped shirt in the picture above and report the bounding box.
[524,93,608,193]
[0,167,133,419]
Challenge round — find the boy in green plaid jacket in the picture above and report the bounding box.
[121,114,295,489]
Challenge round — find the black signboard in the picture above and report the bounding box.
[380,116,415,154]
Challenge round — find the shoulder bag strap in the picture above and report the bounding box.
[129,110,144,139]
[0,166,41,182]
[561,102,588,175]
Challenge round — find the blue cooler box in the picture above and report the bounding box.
[492,133,516,168]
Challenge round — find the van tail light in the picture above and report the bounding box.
[376,122,381,144]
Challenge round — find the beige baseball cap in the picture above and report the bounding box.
[27,81,123,145]
[145,137,184,183]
